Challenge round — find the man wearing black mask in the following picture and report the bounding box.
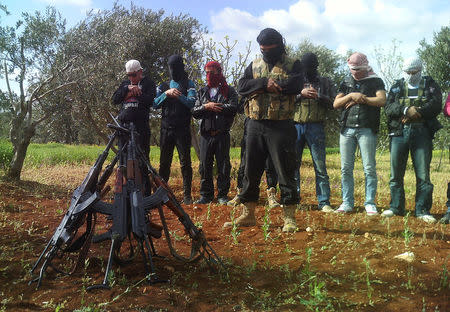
[223,28,303,232]
[153,55,197,204]
[113,59,156,159]
[293,53,335,213]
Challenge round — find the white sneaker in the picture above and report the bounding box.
[418,215,437,224]
[335,203,353,213]
[381,210,394,217]
[321,205,334,213]
[365,204,378,216]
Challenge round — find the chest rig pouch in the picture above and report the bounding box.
[294,97,326,123]
[400,78,426,108]
[245,56,295,120]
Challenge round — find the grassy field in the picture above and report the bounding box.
[0,139,448,211]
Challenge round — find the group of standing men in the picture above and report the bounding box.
[113,27,449,234]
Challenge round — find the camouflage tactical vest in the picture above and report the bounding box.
[245,56,296,120]
[294,97,326,123]
[400,78,426,108]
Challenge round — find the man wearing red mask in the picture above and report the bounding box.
[192,61,238,204]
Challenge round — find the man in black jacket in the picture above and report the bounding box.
[192,61,238,204]
[153,55,197,204]
[223,28,302,233]
[383,57,442,223]
[112,59,156,159]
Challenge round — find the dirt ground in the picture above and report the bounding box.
[0,163,449,311]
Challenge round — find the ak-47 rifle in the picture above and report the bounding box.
[87,122,169,290]
[131,136,225,271]
[29,131,118,289]
[30,116,225,291]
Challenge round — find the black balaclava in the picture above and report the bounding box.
[167,54,187,82]
[301,52,319,82]
[256,28,285,65]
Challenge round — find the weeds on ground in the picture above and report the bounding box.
[439,260,448,290]
[262,206,272,241]
[230,206,242,245]
[362,258,374,306]
[402,212,414,248]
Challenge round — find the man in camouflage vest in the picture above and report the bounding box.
[223,28,302,232]
[294,52,335,213]
[383,57,442,223]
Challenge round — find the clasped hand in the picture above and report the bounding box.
[402,106,422,123]
[267,78,282,94]
[204,102,223,112]
[165,88,182,98]
[345,92,367,109]
[301,86,318,99]
[127,85,142,97]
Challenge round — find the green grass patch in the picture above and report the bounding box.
[0,139,444,168]
[0,139,13,170]
[24,142,114,167]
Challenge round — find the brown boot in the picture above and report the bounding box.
[282,205,298,233]
[223,202,256,228]
[227,188,242,207]
[266,187,280,209]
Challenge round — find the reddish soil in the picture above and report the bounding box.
[0,173,448,311]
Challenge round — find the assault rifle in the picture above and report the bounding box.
[29,130,119,288]
[30,118,225,290]
[87,123,169,290]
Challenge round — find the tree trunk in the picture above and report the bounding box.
[7,119,35,181]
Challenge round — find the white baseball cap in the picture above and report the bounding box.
[125,59,143,73]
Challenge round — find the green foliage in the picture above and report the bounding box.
[418,26,450,159]
[46,3,205,145]
[0,139,12,170]
[418,25,450,93]
[24,142,114,167]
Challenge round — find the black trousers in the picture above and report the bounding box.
[159,126,192,197]
[239,119,299,205]
[199,131,231,199]
[237,117,278,189]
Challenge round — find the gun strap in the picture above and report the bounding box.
[70,212,97,274]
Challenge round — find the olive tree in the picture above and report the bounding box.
[55,3,205,147]
[0,6,79,180]
[418,25,450,168]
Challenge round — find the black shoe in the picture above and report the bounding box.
[194,197,212,204]
[183,196,192,205]
[439,212,450,224]
[217,197,229,205]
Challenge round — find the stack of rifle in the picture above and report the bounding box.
[29,118,224,290]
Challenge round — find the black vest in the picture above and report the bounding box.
[339,77,384,134]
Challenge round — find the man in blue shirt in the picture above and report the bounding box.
[154,55,197,204]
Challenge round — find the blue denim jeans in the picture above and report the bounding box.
[295,123,331,208]
[339,127,378,207]
[389,125,434,216]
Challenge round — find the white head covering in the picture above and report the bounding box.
[402,57,423,87]
[125,59,143,73]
